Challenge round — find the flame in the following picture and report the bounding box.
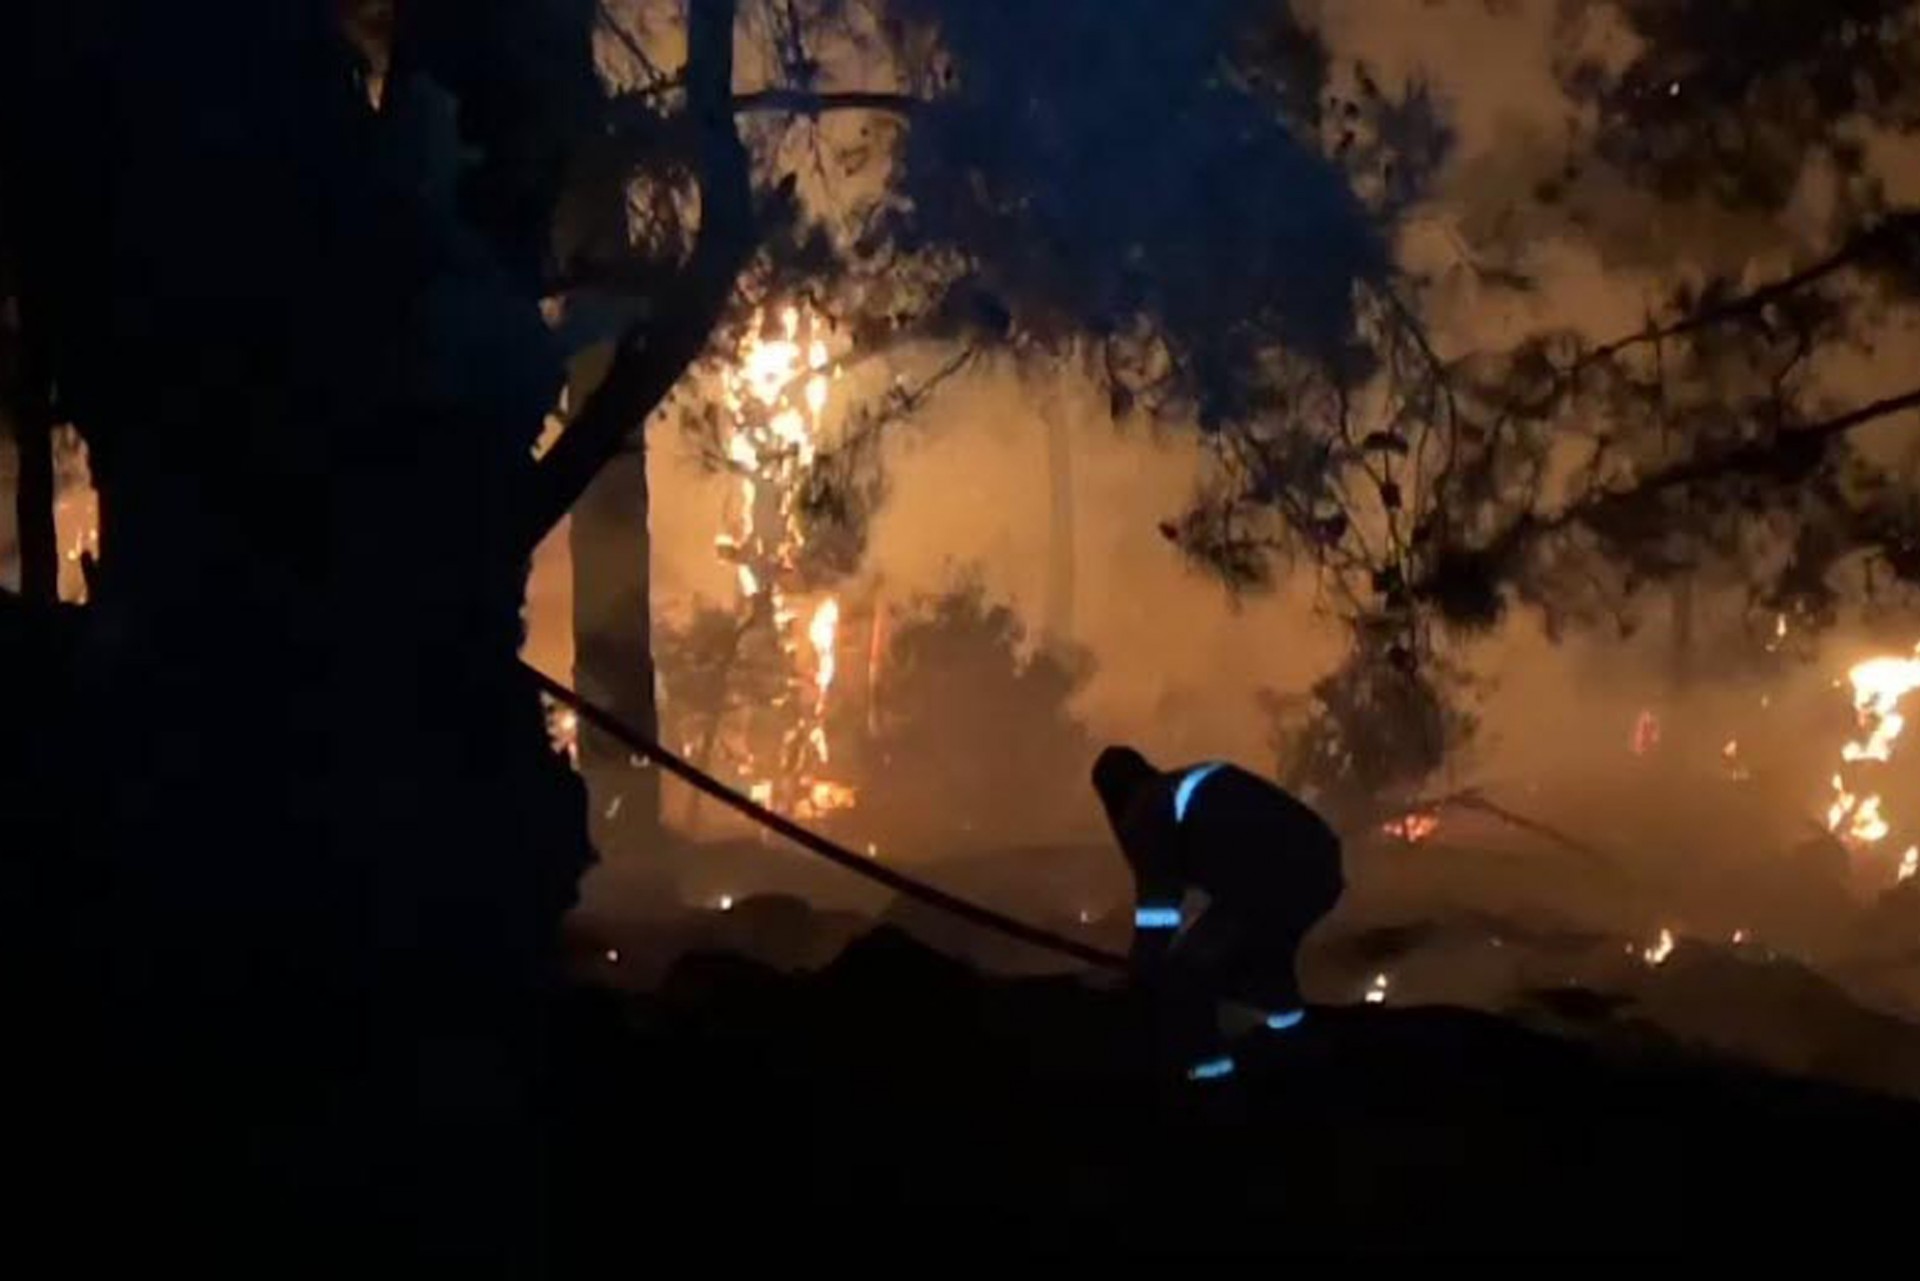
[708,304,858,821]
[1840,651,1920,763]
[810,599,841,705]
[545,704,580,767]
[1827,645,1920,853]
[1364,973,1391,1005]
[1850,795,1890,844]
[49,430,100,603]
[804,780,858,815]
[1900,847,1918,884]
[1641,927,1675,967]
[1631,709,1661,756]
[1382,811,1440,843]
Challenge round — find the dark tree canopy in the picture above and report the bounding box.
[880,0,1387,388]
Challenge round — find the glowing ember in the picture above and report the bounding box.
[1731,929,1747,945]
[1641,927,1675,967]
[604,948,620,964]
[717,894,736,912]
[1632,709,1661,756]
[1901,847,1918,884]
[1382,811,1440,844]
[1365,973,1390,1005]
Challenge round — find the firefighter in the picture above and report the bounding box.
[1091,745,1344,1084]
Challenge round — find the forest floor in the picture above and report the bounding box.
[542,917,1920,1261]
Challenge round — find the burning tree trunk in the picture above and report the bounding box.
[569,349,663,849]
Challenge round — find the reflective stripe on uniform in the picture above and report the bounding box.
[1173,762,1226,824]
[1134,905,1182,930]
[1265,1008,1307,1033]
[1186,1055,1236,1082]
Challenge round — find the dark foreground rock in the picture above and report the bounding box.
[13,925,1920,1270]
[547,927,1920,1261]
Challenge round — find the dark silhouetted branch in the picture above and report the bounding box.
[520,0,762,554]
[1421,383,1920,598]
[732,88,924,117]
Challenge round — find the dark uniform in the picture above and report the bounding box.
[1092,746,1344,1082]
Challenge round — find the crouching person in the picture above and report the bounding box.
[1092,745,1344,1085]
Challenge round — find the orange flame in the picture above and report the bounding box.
[1382,811,1440,844]
[1828,645,1920,850]
[1641,927,1675,967]
[713,304,857,820]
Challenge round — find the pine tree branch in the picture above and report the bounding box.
[519,0,764,555]
[1421,384,1920,597]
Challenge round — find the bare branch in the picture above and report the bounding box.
[732,88,925,118]
[1592,212,1920,362]
[1420,384,1920,599]
[597,2,669,87]
[1482,211,1920,435]
[520,0,764,554]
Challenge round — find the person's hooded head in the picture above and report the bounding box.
[1091,744,1159,824]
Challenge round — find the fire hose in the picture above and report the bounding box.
[531,665,1624,974]
[528,665,1131,972]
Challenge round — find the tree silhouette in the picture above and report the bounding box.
[0,0,1396,988]
[1166,6,1920,707]
[855,581,1098,851]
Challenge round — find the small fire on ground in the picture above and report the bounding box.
[1640,927,1676,968]
[1382,811,1441,844]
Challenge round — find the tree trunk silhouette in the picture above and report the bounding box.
[570,346,662,850]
